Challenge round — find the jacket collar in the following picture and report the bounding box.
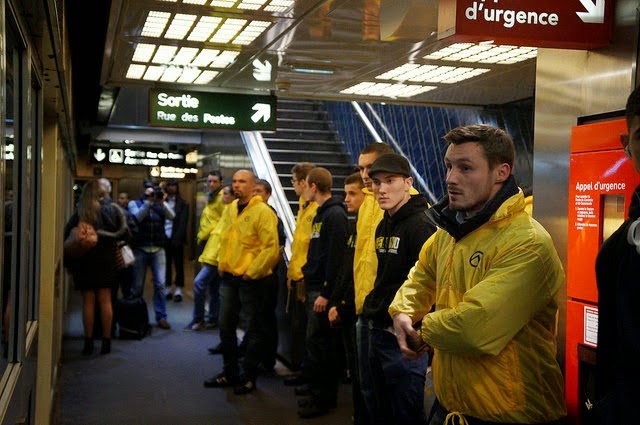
[427,175,520,241]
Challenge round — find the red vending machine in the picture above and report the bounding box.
[565,116,640,424]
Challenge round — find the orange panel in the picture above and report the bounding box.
[570,118,627,153]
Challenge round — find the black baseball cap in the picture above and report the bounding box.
[368,153,411,178]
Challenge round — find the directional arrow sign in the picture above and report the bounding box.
[149,89,276,131]
[253,59,273,82]
[577,0,605,24]
[94,148,106,162]
[251,103,271,123]
[438,0,614,49]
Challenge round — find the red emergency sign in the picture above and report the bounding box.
[438,0,615,49]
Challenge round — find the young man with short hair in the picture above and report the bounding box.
[298,167,349,418]
[361,153,436,425]
[390,124,566,425]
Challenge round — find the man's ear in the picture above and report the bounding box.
[495,163,511,183]
[621,133,631,157]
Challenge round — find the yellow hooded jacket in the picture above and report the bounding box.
[286,197,318,281]
[217,196,279,280]
[353,189,384,314]
[198,203,230,266]
[196,190,224,243]
[389,191,566,423]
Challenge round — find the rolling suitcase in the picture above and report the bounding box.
[115,296,151,340]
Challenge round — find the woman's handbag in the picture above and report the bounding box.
[64,220,98,259]
[115,242,135,269]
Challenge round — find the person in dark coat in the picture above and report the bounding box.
[63,179,129,355]
[298,167,349,418]
[163,179,189,302]
[594,85,640,425]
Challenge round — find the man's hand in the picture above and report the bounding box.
[313,295,329,313]
[328,306,341,326]
[392,313,430,360]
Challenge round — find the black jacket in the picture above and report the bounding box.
[595,184,640,423]
[362,195,435,327]
[302,195,349,299]
[329,216,357,323]
[169,195,189,246]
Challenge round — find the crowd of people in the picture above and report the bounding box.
[62,86,640,424]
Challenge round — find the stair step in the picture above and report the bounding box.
[277,99,324,112]
[272,161,356,175]
[265,139,345,152]
[270,150,351,164]
[271,129,338,141]
[277,109,328,121]
[274,118,332,131]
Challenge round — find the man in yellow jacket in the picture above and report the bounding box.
[284,162,318,385]
[389,125,566,424]
[203,170,280,396]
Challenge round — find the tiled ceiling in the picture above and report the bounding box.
[97,0,536,114]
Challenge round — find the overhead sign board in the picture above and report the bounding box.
[438,0,615,49]
[149,89,277,131]
[90,145,187,167]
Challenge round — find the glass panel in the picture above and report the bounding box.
[601,194,626,243]
[2,18,17,370]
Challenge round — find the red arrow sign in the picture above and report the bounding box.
[438,0,615,49]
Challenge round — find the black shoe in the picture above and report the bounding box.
[165,292,173,301]
[173,294,183,302]
[294,384,311,396]
[297,401,330,419]
[208,344,223,355]
[298,397,337,409]
[204,373,236,388]
[284,374,307,387]
[100,338,111,355]
[233,379,256,395]
[81,338,94,356]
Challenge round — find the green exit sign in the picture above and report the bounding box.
[149,89,277,131]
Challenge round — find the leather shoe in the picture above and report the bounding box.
[208,344,223,355]
[298,397,337,409]
[233,379,256,395]
[297,401,330,419]
[294,384,311,396]
[173,294,183,302]
[158,319,171,330]
[284,374,307,387]
[204,373,235,388]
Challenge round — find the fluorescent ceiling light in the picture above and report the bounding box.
[141,11,170,37]
[424,43,537,64]
[341,82,436,98]
[377,63,490,84]
[142,12,271,45]
[291,66,334,75]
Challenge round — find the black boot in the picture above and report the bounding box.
[100,338,111,355]
[82,338,94,355]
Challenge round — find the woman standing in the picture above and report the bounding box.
[64,180,128,355]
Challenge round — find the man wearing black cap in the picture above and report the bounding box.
[163,179,189,302]
[360,153,436,425]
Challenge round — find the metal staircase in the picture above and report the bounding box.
[263,98,356,216]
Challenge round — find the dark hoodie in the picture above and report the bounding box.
[362,194,436,327]
[595,183,640,423]
[302,195,349,299]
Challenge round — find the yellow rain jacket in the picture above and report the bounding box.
[198,204,230,266]
[353,189,384,314]
[286,197,318,281]
[217,196,279,280]
[196,190,224,243]
[354,187,418,314]
[389,189,566,423]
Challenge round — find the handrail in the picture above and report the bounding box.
[241,131,294,261]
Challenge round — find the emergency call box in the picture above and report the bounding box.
[565,116,640,423]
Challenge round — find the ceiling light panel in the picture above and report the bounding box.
[424,43,537,64]
[155,0,295,13]
[341,82,436,98]
[142,12,271,45]
[377,63,490,84]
